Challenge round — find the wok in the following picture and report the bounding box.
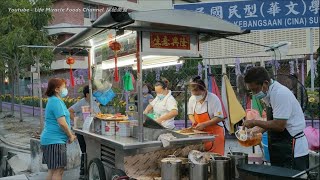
[238,164,307,180]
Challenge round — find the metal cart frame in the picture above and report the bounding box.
[56,7,248,179]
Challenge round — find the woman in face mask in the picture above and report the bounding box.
[40,78,77,180]
[142,83,154,110]
[188,76,226,155]
[143,80,178,129]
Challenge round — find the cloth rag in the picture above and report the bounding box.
[158,133,176,148]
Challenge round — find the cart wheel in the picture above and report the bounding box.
[88,158,106,180]
[111,169,128,180]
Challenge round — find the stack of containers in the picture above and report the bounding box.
[81,106,90,120]
[101,121,116,136]
[73,116,84,129]
[116,121,131,137]
[129,120,138,136]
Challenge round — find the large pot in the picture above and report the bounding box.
[227,152,248,179]
[189,162,208,180]
[210,156,231,180]
[161,156,182,180]
[158,157,189,176]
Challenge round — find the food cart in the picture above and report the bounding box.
[55,7,248,180]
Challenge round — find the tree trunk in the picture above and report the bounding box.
[10,68,15,116]
[36,57,44,133]
[17,69,23,122]
[0,71,3,113]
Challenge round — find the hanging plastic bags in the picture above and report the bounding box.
[304,126,320,151]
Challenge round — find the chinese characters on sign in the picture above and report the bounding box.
[150,32,191,50]
[174,0,319,30]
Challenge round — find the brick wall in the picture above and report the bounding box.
[51,0,84,25]
[50,1,110,70]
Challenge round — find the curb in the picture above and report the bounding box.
[0,135,30,153]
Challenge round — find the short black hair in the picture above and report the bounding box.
[189,76,206,91]
[83,85,89,97]
[155,81,168,89]
[244,67,271,85]
[143,83,153,94]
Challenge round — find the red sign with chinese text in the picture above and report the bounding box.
[150,32,191,50]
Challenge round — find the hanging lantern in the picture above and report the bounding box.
[66,56,75,87]
[109,41,121,82]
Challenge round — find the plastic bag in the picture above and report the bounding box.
[246,109,262,120]
[304,126,320,151]
[93,89,115,106]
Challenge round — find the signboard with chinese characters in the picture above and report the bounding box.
[174,0,319,30]
[150,32,191,50]
[142,32,199,56]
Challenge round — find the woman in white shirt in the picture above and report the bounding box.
[188,76,225,155]
[143,81,178,129]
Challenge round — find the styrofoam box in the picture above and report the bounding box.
[101,121,116,136]
[116,121,130,137]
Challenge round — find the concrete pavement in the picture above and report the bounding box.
[27,168,80,180]
[0,168,80,180]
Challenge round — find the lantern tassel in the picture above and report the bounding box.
[70,65,75,87]
[114,51,119,82]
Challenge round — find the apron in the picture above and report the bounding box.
[267,107,305,169]
[194,102,225,155]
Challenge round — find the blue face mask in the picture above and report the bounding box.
[142,87,149,94]
[254,91,267,100]
[157,94,165,100]
[60,88,68,98]
[254,80,274,100]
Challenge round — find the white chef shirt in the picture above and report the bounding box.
[188,92,225,127]
[264,81,309,158]
[150,90,178,129]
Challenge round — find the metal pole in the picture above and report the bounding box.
[204,62,208,86]
[137,31,144,142]
[309,28,315,91]
[31,67,34,116]
[184,87,188,128]
[87,49,93,113]
[36,57,44,133]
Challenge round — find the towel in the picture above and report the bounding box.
[158,133,176,147]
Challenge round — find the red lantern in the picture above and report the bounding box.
[109,41,121,82]
[66,56,75,87]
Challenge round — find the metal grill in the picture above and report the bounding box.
[101,144,116,168]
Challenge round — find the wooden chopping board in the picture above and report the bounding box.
[176,129,208,135]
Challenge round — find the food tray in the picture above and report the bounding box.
[176,128,207,135]
[96,117,128,121]
[96,113,128,121]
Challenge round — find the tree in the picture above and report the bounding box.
[0,0,54,121]
[0,59,5,113]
